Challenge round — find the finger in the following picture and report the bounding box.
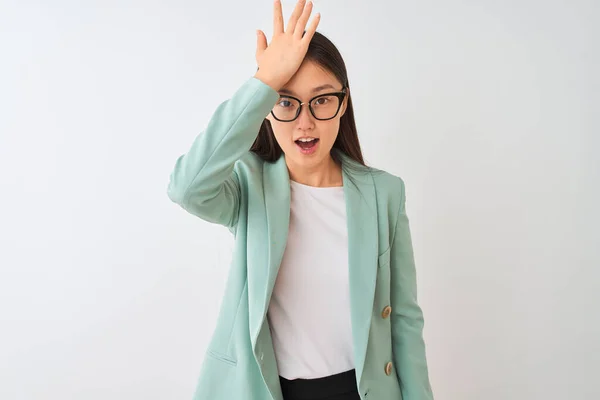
[287,0,306,34]
[294,1,313,39]
[301,12,320,44]
[256,30,268,59]
[273,0,284,34]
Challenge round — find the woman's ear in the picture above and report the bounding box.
[340,88,350,117]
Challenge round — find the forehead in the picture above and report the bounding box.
[280,60,342,96]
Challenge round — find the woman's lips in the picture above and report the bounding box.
[295,138,320,155]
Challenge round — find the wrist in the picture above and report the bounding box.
[253,72,283,92]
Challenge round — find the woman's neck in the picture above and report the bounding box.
[285,155,343,188]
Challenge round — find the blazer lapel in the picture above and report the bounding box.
[249,154,290,346]
[251,151,379,388]
[338,151,379,387]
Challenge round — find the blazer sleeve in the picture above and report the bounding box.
[390,178,434,400]
[167,77,280,228]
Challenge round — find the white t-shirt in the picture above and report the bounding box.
[267,179,354,379]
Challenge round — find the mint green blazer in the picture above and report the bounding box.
[167,77,434,400]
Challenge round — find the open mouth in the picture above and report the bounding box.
[295,138,320,151]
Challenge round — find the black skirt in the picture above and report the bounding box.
[279,368,361,400]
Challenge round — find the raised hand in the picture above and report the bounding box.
[254,0,321,91]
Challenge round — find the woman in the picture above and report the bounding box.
[167,1,434,399]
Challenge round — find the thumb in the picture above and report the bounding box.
[256,30,267,59]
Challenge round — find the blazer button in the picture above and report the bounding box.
[381,305,392,319]
[385,361,393,376]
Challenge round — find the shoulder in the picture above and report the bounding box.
[368,165,406,208]
[365,166,408,242]
[336,149,407,212]
[232,151,265,177]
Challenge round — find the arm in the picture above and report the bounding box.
[390,178,434,400]
[167,0,320,228]
[167,77,279,228]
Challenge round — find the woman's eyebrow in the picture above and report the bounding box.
[279,84,336,96]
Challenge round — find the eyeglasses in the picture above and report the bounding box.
[271,88,347,122]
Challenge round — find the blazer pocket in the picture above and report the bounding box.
[378,246,391,268]
[206,349,238,366]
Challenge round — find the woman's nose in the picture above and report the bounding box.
[296,105,315,129]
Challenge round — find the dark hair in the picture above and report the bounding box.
[250,31,366,170]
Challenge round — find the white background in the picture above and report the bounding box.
[1,0,598,399]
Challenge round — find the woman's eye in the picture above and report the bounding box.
[278,100,292,107]
[315,97,329,105]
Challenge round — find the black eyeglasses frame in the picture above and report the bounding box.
[270,88,348,122]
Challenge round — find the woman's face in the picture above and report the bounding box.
[266,60,348,169]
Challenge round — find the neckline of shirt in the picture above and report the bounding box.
[290,180,344,190]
